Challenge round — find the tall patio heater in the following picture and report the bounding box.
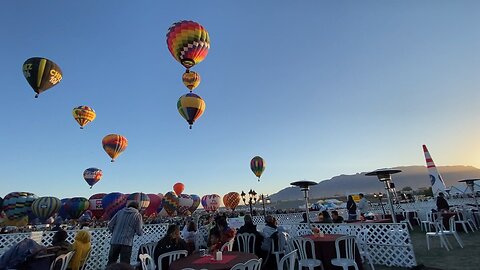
[366,168,401,223]
[290,180,317,228]
[458,179,479,210]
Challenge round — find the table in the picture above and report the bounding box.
[303,234,364,270]
[346,219,391,223]
[169,251,258,270]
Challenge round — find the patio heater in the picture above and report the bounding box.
[366,168,401,223]
[458,179,479,210]
[290,180,317,228]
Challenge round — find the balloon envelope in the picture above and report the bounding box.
[102,134,128,162]
[201,194,221,212]
[2,192,38,220]
[65,197,90,219]
[101,192,127,220]
[177,194,193,216]
[73,106,96,129]
[182,71,201,91]
[166,20,210,69]
[126,193,150,212]
[144,194,162,216]
[22,57,63,98]
[83,168,103,188]
[31,197,61,221]
[173,183,185,195]
[58,198,70,219]
[88,193,106,219]
[162,192,179,216]
[189,194,200,214]
[177,93,206,129]
[250,156,266,180]
[223,192,241,210]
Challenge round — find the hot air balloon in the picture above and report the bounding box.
[102,134,128,162]
[166,20,210,70]
[173,183,185,195]
[201,194,221,212]
[88,193,106,219]
[31,197,61,221]
[177,93,206,129]
[2,192,38,220]
[101,192,127,220]
[189,194,200,214]
[223,192,241,211]
[162,192,179,216]
[58,198,70,219]
[250,156,266,181]
[177,194,193,216]
[22,57,63,98]
[83,168,103,188]
[72,106,96,129]
[126,193,150,212]
[144,194,162,217]
[182,71,201,92]
[65,197,90,219]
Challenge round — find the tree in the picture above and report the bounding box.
[401,186,413,192]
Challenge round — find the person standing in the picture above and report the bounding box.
[107,201,143,265]
[357,193,369,216]
[436,192,450,212]
[347,195,357,220]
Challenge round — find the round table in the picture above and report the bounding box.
[303,234,364,270]
[169,251,258,270]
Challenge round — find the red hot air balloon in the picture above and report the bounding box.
[88,193,106,219]
[173,183,185,195]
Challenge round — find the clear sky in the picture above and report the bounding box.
[1,1,479,200]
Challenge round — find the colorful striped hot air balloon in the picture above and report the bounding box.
[102,134,128,162]
[126,193,150,212]
[166,20,210,70]
[22,57,63,98]
[2,192,38,220]
[83,168,103,188]
[250,156,266,181]
[182,71,201,92]
[189,194,201,214]
[31,197,61,221]
[177,93,206,129]
[101,192,127,220]
[162,192,179,216]
[65,197,90,219]
[72,106,96,129]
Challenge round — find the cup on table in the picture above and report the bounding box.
[215,251,223,261]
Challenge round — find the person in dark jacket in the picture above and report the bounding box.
[436,192,450,212]
[154,224,187,270]
[331,211,344,223]
[50,229,73,257]
[237,215,264,256]
[347,195,357,220]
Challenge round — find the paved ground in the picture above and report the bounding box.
[374,226,480,270]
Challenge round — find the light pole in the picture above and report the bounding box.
[291,180,318,228]
[373,193,386,216]
[258,194,271,216]
[459,179,479,210]
[366,169,402,223]
[241,189,258,216]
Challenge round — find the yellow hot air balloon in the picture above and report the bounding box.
[177,93,206,129]
[182,71,201,92]
[72,106,96,129]
[102,134,128,162]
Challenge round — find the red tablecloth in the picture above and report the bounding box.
[169,251,258,270]
[303,234,364,270]
[346,219,391,223]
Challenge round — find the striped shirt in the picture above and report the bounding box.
[108,207,143,246]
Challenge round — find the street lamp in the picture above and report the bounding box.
[291,180,317,228]
[366,168,402,223]
[258,194,271,216]
[459,179,479,210]
[373,193,386,215]
[241,189,258,215]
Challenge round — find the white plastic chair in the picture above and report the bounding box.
[426,217,451,251]
[235,233,256,254]
[296,229,313,236]
[277,249,297,270]
[440,216,464,248]
[157,250,188,270]
[331,235,359,270]
[400,212,413,230]
[79,248,92,270]
[455,210,476,233]
[230,258,262,270]
[291,237,324,270]
[221,238,234,252]
[50,251,75,270]
[139,242,157,258]
[412,211,422,228]
[139,253,155,270]
[421,212,435,232]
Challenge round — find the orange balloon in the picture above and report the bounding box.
[173,183,185,195]
[223,192,241,210]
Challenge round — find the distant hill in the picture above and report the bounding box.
[270,165,480,201]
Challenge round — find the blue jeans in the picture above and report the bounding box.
[108,244,133,265]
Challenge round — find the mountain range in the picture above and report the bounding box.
[270,165,480,201]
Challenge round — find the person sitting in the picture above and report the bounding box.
[50,229,73,257]
[331,211,344,223]
[154,224,187,270]
[181,221,197,254]
[237,215,264,256]
[316,210,332,223]
[0,238,46,269]
[301,212,309,223]
[208,215,236,252]
[69,230,91,270]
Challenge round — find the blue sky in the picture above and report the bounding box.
[1,1,479,200]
